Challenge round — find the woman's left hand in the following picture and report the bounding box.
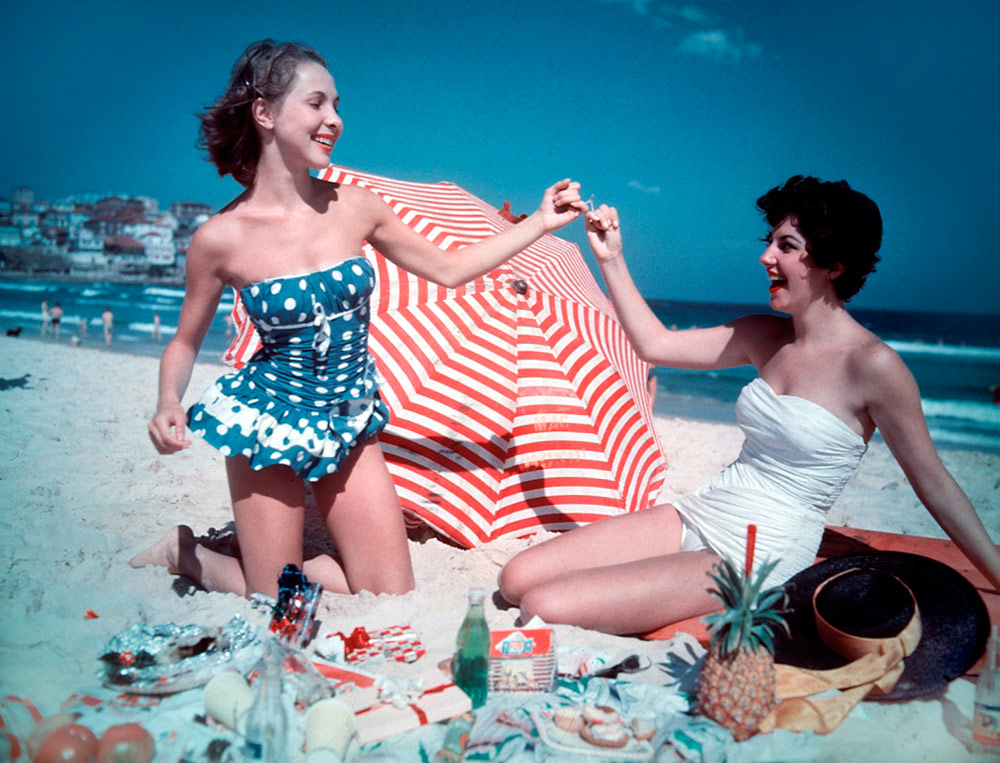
[585,204,623,262]
[537,179,588,232]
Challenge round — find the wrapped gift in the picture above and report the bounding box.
[310,660,381,710]
[321,624,426,664]
[310,660,377,689]
[488,628,556,692]
[339,669,472,744]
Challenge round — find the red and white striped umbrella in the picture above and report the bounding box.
[224,165,666,547]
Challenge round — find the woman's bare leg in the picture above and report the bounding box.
[311,439,415,595]
[129,524,247,594]
[498,502,686,604]
[131,459,308,597]
[302,554,350,594]
[225,457,307,598]
[517,551,719,634]
[497,502,719,634]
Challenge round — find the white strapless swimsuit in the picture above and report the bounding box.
[674,378,868,585]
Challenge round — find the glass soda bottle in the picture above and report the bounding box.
[242,641,289,762]
[453,587,490,708]
[974,624,1000,748]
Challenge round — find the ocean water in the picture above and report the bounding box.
[2,277,999,452]
[0,277,236,362]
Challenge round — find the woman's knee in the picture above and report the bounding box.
[518,585,573,627]
[500,545,554,605]
[497,556,528,605]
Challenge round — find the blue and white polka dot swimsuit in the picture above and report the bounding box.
[188,257,389,481]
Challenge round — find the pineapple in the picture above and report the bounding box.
[696,556,788,741]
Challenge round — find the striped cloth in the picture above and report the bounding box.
[221,287,256,367]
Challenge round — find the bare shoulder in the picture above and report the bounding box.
[850,329,906,374]
[336,182,389,215]
[319,180,370,205]
[185,206,246,280]
[847,329,918,400]
[189,213,232,251]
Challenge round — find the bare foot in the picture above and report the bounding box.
[129,524,196,574]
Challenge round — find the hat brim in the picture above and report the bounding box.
[772,551,989,701]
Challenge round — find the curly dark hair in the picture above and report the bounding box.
[198,40,328,187]
[756,175,882,301]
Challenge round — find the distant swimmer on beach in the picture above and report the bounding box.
[77,315,87,341]
[102,307,113,346]
[49,303,64,341]
[499,175,1000,635]
[133,39,587,599]
[152,311,162,342]
[40,300,50,336]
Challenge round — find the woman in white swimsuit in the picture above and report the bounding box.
[498,175,1000,635]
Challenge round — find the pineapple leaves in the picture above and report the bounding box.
[702,554,790,657]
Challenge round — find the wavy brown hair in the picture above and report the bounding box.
[198,40,327,187]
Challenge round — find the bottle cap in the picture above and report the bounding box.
[468,587,486,604]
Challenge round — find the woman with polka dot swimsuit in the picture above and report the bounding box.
[134,40,586,598]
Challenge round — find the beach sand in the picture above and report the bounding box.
[2,335,998,761]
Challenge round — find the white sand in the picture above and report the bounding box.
[1,335,998,761]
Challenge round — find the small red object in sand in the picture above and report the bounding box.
[84,610,99,620]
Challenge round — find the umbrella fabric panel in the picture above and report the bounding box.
[510,237,608,313]
[221,290,258,367]
[381,274,661,544]
[489,297,639,537]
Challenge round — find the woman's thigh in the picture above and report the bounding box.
[499,502,686,603]
[226,456,306,597]
[519,550,720,635]
[311,439,414,595]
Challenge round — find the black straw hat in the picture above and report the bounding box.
[772,551,989,700]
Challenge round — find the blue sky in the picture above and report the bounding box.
[3,0,999,314]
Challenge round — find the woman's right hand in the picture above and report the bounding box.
[585,204,624,262]
[148,404,192,454]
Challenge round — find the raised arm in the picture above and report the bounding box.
[147,224,227,453]
[585,204,763,371]
[864,344,1000,591]
[364,179,587,287]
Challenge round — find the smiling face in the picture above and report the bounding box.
[759,216,842,313]
[265,61,343,169]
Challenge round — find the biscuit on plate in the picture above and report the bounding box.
[582,703,621,725]
[552,705,585,732]
[579,721,629,748]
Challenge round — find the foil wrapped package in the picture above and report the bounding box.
[99,616,260,695]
